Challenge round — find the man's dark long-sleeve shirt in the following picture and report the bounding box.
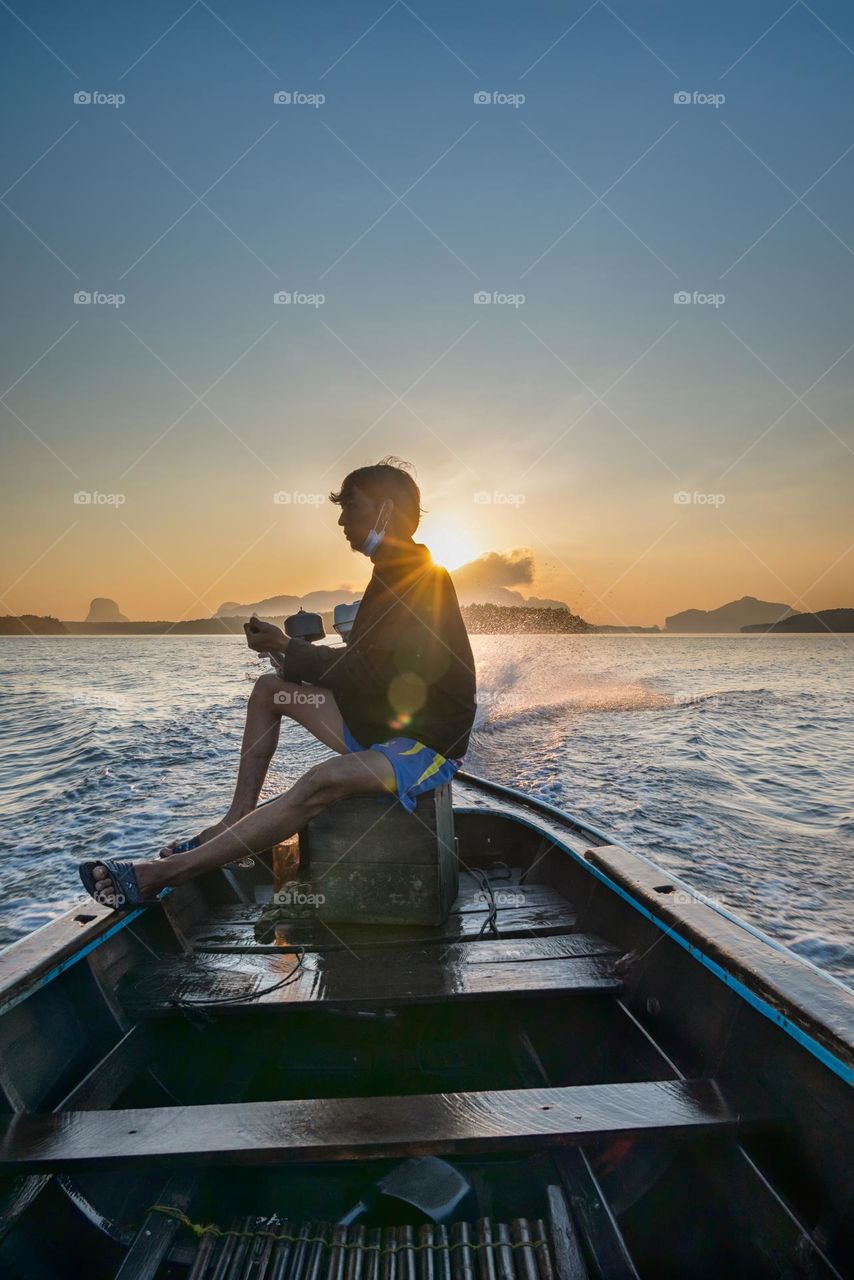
[281,541,476,759]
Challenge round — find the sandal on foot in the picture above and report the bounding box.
[79,858,163,910]
[160,836,200,859]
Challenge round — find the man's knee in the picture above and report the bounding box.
[251,672,297,713]
[293,758,383,811]
[294,752,397,818]
[293,760,346,809]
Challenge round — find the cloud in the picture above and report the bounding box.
[450,549,568,608]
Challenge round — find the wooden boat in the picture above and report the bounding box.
[0,770,851,1279]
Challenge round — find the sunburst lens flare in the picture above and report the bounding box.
[425,527,479,571]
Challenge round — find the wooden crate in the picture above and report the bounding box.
[300,784,458,926]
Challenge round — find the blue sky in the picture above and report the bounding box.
[1,0,853,624]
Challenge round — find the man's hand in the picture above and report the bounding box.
[244,615,288,653]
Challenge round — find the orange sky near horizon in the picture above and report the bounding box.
[2,466,850,628]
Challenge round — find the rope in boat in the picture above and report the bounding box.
[471,869,499,937]
[147,1206,550,1253]
[167,948,305,1010]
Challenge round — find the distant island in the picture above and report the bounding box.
[463,604,587,634]
[86,597,129,624]
[216,590,362,619]
[1,605,589,637]
[742,609,854,633]
[3,595,852,636]
[0,615,252,636]
[0,614,67,635]
[665,596,793,633]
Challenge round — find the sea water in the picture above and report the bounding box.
[0,634,851,981]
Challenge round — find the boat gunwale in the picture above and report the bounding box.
[455,771,854,1085]
[0,900,152,1016]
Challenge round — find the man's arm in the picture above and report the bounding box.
[238,604,397,697]
[280,632,402,700]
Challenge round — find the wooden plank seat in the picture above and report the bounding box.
[207,880,572,923]
[0,1079,734,1172]
[191,880,579,953]
[119,936,622,1017]
[191,908,580,953]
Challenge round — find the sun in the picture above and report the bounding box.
[423,524,479,571]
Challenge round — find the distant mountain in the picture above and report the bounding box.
[526,595,570,610]
[86,597,128,623]
[666,596,793,633]
[742,608,854,633]
[216,589,362,619]
[217,581,570,618]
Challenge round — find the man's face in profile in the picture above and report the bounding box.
[337,485,381,553]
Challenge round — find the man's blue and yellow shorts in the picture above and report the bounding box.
[342,724,461,812]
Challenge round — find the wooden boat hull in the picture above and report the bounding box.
[0,771,850,1279]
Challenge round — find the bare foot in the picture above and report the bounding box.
[160,815,239,858]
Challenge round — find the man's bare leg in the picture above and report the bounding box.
[95,750,396,903]
[163,672,348,853]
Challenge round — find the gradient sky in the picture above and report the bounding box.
[1,0,852,627]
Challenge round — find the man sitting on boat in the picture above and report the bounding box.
[80,459,478,909]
